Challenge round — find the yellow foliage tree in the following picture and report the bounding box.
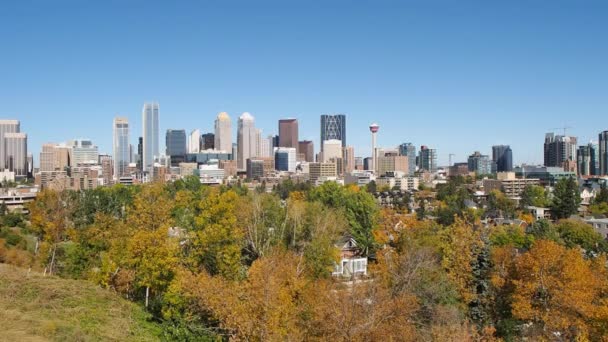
[511,240,608,339]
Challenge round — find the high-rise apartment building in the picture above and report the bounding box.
[237,112,258,170]
[142,103,160,174]
[166,129,187,166]
[4,132,27,178]
[468,151,493,175]
[544,133,577,168]
[320,114,346,151]
[577,143,598,176]
[69,139,99,165]
[419,146,437,172]
[492,145,513,172]
[398,143,417,175]
[0,120,20,171]
[298,140,314,162]
[214,112,232,153]
[600,131,608,175]
[113,117,130,179]
[278,119,298,150]
[188,129,201,154]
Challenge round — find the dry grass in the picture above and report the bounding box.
[0,264,161,341]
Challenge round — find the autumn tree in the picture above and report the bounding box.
[191,189,243,279]
[511,240,608,339]
[28,189,75,275]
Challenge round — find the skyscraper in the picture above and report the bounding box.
[142,103,160,174]
[577,143,598,176]
[320,114,346,151]
[467,151,492,175]
[137,137,143,171]
[419,146,437,172]
[237,112,258,170]
[343,146,355,173]
[214,112,232,153]
[600,131,608,175]
[113,117,130,179]
[298,140,314,162]
[492,145,513,172]
[4,132,27,178]
[166,129,187,166]
[201,133,215,150]
[544,133,577,168]
[279,118,298,150]
[0,120,20,171]
[398,143,417,175]
[322,139,342,163]
[188,129,201,153]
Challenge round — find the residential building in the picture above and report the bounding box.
[278,118,298,150]
[449,162,469,177]
[99,154,113,185]
[398,143,417,175]
[544,133,577,168]
[113,117,130,179]
[320,114,346,150]
[246,157,274,180]
[419,145,437,172]
[577,143,598,176]
[483,172,540,198]
[142,102,160,174]
[600,131,608,175]
[492,145,513,172]
[468,151,493,175]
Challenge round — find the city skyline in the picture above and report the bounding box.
[1,1,607,165]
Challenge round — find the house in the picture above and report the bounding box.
[584,218,608,239]
[332,237,368,278]
[527,206,552,221]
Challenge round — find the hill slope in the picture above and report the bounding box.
[0,264,161,341]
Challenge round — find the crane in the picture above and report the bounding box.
[550,125,573,136]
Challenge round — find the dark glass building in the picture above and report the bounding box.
[492,145,513,172]
[166,129,187,166]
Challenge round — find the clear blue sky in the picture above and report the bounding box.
[1,0,607,166]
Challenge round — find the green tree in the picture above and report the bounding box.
[555,219,608,254]
[519,185,550,208]
[486,190,516,219]
[550,177,581,219]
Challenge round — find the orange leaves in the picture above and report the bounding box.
[511,240,608,339]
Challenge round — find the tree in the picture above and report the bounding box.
[486,190,516,219]
[28,189,74,275]
[551,177,581,219]
[192,189,243,279]
[520,185,550,208]
[511,240,608,340]
[555,219,608,254]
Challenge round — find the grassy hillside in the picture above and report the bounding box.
[0,264,162,341]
